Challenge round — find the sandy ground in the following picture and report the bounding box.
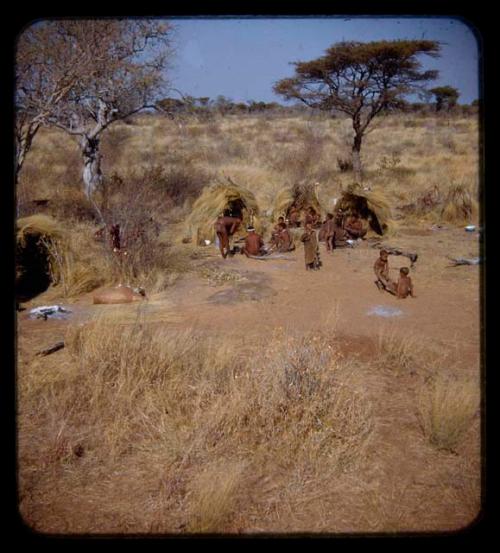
[18,225,481,366]
[16,225,483,533]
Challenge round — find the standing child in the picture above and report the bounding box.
[374,249,395,292]
[323,213,336,252]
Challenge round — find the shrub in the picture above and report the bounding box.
[440,183,478,224]
[337,157,353,172]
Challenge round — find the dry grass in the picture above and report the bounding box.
[415,373,479,453]
[18,318,373,533]
[376,327,424,375]
[16,110,481,533]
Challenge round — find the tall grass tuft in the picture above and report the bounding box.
[440,183,478,224]
[415,373,478,452]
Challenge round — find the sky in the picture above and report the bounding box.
[167,17,481,105]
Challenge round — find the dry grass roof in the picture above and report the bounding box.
[272,182,324,221]
[336,183,394,235]
[183,177,261,244]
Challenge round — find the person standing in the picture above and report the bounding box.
[300,222,321,270]
[214,214,242,258]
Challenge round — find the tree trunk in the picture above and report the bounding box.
[81,135,103,198]
[352,132,363,183]
[80,135,105,223]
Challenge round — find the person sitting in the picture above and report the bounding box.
[269,216,286,248]
[287,206,301,228]
[276,222,295,252]
[344,212,367,239]
[332,210,350,248]
[395,267,416,299]
[241,226,266,257]
[304,206,321,228]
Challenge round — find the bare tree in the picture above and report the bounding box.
[15,19,174,219]
[15,23,91,185]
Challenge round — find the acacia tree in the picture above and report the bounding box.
[16,19,173,218]
[274,40,441,180]
[429,85,460,112]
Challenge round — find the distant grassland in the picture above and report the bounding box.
[18,111,480,226]
[16,110,480,299]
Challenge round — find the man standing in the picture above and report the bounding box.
[322,213,336,252]
[214,214,242,258]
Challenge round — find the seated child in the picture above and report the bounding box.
[395,267,416,299]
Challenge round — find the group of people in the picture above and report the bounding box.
[373,249,415,299]
[213,206,415,298]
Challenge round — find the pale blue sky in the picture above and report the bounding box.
[168,17,481,104]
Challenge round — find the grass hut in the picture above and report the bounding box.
[16,214,113,302]
[335,183,394,236]
[16,214,65,301]
[183,177,261,245]
[272,182,324,223]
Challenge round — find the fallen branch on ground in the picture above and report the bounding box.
[447,257,481,266]
[36,341,65,356]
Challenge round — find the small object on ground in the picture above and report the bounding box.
[29,305,72,320]
[36,341,65,356]
[33,198,50,206]
[371,244,418,266]
[93,285,147,304]
[464,225,476,232]
[204,239,211,246]
[73,444,85,458]
[346,239,356,247]
[447,256,482,266]
[246,253,296,261]
[367,305,404,317]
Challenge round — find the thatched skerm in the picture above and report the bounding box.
[272,182,323,223]
[16,214,65,301]
[183,179,260,244]
[335,184,393,235]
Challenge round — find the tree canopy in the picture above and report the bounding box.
[429,86,460,111]
[274,40,441,178]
